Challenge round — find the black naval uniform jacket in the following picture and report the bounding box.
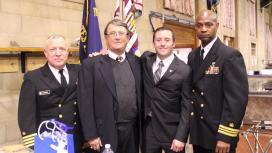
[18,63,82,150]
[141,51,192,143]
[187,39,248,149]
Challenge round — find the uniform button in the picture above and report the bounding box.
[200,104,204,107]
[190,112,194,116]
[59,114,63,118]
[191,101,194,104]
[200,116,204,119]
[74,122,77,125]
[73,112,77,115]
[74,101,77,105]
[229,123,234,127]
[58,104,62,108]
[201,92,204,95]
[22,132,26,136]
[192,90,195,93]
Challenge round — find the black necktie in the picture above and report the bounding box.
[200,49,205,63]
[116,56,123,62]
[154,61,164,83]
[59,69,67,87]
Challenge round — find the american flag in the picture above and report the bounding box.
[114,0,143,56]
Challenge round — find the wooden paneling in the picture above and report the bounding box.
[0,47,79,52]
[0,55,19,72]
[25,53,80,72]
[164,21,197,48]
[0,47,79,72]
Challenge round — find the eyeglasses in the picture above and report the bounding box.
[106,31,128,37]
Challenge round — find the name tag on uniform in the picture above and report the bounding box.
[38,90,51,96]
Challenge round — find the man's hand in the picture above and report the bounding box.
[89,48,109,57]
[215,140,230,153]
[170,139,185,152]
[88,137,103,152]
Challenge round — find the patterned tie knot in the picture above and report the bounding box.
[116,56,123,62]
[158,61,164,68]
[154,61,164,83]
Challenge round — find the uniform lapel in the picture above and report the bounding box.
[40,63,64,97]
[193,39,220,83]
[99,56,118,101]
[61,64,77,100]
[159,55,178,83]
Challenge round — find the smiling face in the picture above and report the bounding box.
[153,29,175,60]
[105,24,129,55]
[44,36,69,70]
[195,10,219,47]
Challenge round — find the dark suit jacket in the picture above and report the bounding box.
[18,63,82,149]
[188,38,248,149]
[77,53,142,152]
[141,51,191,143]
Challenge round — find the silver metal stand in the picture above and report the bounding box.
[242,121,272,153]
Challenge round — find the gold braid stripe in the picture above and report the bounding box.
[218,125,239,137]
[218,129,238,137]
[25,142,34,147]
[22,133,37,140]
[219,125,239,133]
[23,139,35,145]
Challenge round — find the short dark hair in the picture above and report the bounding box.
[104,19,129,35]
[153,27,176,42]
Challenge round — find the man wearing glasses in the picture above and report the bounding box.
[78,19,141,153]
[18,35,84,152]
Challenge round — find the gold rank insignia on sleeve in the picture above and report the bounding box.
[22,133,37,147]
[218,124,239,137]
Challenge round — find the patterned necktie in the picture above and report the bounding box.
[59,69,67,87]
[116,56,123,62]
[154,61,164,83]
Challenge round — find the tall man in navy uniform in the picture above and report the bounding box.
[18,35,83,152]
[188,10,248,153]
[77,19,141,153]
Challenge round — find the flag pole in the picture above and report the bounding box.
[119,0,123,20]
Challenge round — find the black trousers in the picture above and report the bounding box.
[143,118,185,153]
[193,145,236,153]
[116,122,139,153]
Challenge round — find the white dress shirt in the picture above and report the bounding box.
[152,53,175,78]
[108,50,126,62]
[201,36,218,59]
[48,63,69,84]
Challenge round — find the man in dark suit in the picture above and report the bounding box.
[18,35,83,152]
[77,19,141,153]
[188,10,248,153]
[141,27,191,153]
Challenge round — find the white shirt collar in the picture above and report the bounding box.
[153,53,175,77]
[201,37,218,58]
[48,63,69,84]
[108,50,126,62]
[155,53,175,68]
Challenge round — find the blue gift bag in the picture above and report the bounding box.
[34,119,74,153]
